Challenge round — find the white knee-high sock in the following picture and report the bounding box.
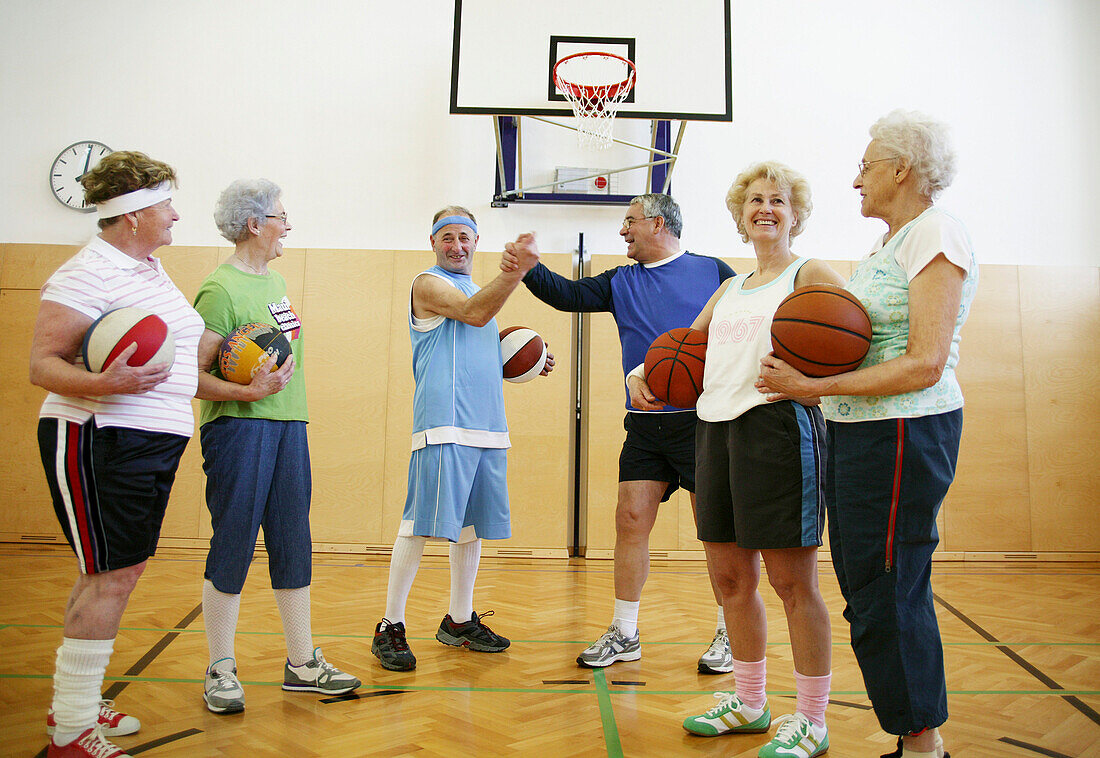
[274,586,314,666]
[51,637,113,745]
[384,535,426,626]
[448,539,481,622]
[202,579,241,672]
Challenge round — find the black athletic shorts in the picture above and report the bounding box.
[38,418,189,574]
[695,401,825,549]
[618,410,697,502]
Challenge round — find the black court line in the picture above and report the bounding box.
[781,694,873,711]
[129,728,203,754]
[320,689,404,704]
[610,680,645,686]
[543,679,589,684]
[934,594,1100,726]
[997,736,1075,758]
[103,603,203,700]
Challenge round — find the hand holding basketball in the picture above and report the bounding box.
[243,353,295,401]
[627,374,664,411]
[756,353,818,401]
[100,343,171,395]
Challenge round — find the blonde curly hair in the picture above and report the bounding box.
[725,161,812,243]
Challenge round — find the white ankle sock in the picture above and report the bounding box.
[448,539,481,622]
[612,599,640,638]
[51,637,113,745]
[384,535,426,626]
[716,605,727,633]
[274,586,314,666]
[202,580,240,671]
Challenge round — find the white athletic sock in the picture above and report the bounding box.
[202,580,241,672]
[716,605,727,632]
[51,637,113,745]
[274,586,314,666]
[612,599,640,638]
[383,535,426,627]
[448,539,481,622]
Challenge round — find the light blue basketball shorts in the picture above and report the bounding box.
[401,443,511,542]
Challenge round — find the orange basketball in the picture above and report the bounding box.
[770,285,872,377]
[643,327,707,408]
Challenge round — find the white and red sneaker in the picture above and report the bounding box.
[46,725,130,758]
[47,700,140,737]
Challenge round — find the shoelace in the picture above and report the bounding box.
[704,691,738,717]
[772,713,811,742]
[77,724,120,758]
[591,625,624,649]
[97,700,123,721]
[706,631,729,655]
[209,670,241,693]
[382,619,410,651]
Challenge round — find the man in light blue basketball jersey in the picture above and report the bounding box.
[371,205,550,671]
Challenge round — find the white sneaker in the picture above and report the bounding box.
[758,712,828,758]
[203,659,245,714]
[698,629,734,674]
[282,647,361,695]
[576,626,641,668]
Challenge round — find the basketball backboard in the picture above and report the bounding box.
[450,0,732,122]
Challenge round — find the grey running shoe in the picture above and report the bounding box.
[282,647,361,694]
[698,629,734,674]
[576,625,641,668]
[435,610,510,652]
[203,659,245,714]
[372,619,417,671]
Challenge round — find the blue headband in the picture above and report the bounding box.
[431,215,478,236]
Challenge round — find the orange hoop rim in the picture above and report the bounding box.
[553,51,637,102]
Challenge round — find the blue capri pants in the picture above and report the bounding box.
[201,417,312,594]
[826,410,962,735]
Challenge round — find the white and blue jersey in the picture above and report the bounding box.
[409,265,509,450]
[523,251,735,410]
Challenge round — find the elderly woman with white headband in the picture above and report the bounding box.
[757,110,978,758]
[192,179,360,715]
[30,150,203,758]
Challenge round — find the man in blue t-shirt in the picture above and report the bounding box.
[504,194,736,672]
[371,205,550,672]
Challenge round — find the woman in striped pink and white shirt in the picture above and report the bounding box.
[30,150,203,758]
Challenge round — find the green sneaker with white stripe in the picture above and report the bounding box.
[682,692,771,736]
[757,713,828,758]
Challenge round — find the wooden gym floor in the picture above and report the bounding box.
[2,545,1097,757]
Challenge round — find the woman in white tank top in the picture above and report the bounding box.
[631,162,847,757]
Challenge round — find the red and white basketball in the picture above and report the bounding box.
[82,307,175,373]
[499,326,547,383]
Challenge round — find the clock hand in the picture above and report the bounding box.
[77,144,93,182]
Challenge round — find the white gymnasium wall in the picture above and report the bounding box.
[1,0,1096,266]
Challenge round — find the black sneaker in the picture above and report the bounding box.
[435,610,510,652]
[372,619,416,671]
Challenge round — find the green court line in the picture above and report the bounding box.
[593,668,624,758]
[2,672,1097,699]
[2,623,1096,647]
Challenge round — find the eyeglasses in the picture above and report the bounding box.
[621,215,657,229]
[857,157,898,177]
[265,213,288,223]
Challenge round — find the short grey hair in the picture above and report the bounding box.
[432,205,477,228]
[630,193,682,238]
[869,110,957,200]
[214,179,282,243]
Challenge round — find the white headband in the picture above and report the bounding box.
[95,183,173,219]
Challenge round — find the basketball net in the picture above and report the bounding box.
[553,52,636,150]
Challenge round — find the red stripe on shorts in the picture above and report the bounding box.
[64,422,97,574]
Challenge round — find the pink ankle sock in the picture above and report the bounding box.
[794,670,832,727]
[732,657,767,710]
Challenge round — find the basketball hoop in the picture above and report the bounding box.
[553,52,636,149]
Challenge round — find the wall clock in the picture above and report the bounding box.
[49,141,113,212]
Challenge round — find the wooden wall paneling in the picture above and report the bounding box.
[0,243,78,289]
[492,252,574,550]
[1019,266,1100,552]
[301,249,395,546]
[380,251,434,546]
[948,264,1031,552]
[583,254,631,556]
[0,289,57,537]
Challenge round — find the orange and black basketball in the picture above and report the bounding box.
[770,285,872,377]
[643,327,707,408]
